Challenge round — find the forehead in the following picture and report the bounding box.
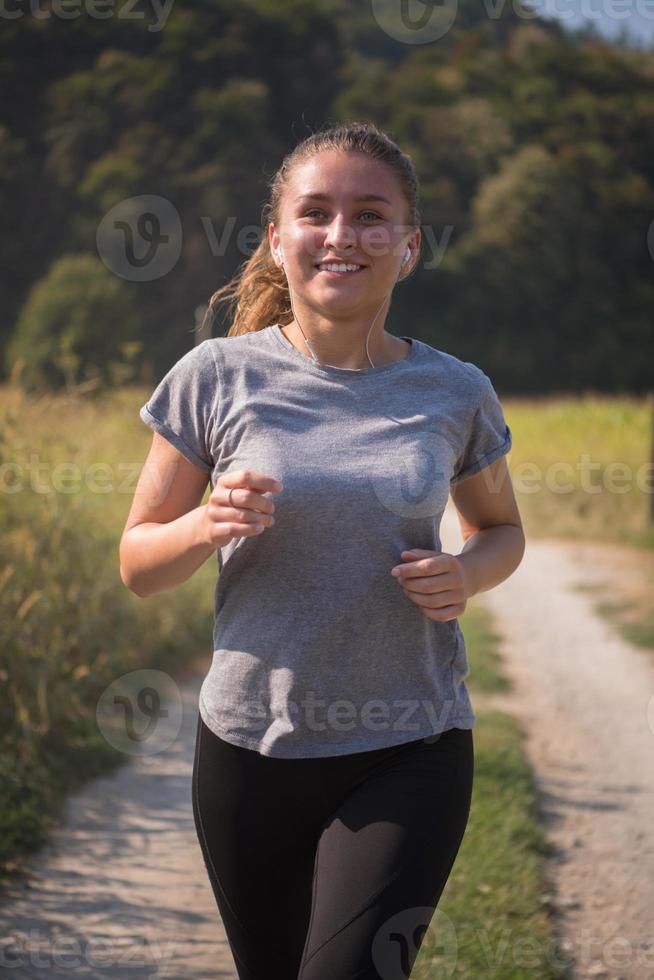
[285,150,401,205]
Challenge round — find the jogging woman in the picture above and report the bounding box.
[120,121,525,980]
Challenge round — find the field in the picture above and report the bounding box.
[504,394,654,550]
[1,383,651,976]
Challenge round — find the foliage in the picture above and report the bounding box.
[5,254,142,393]
[1,0,652,390]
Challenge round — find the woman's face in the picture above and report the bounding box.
[269,150,420,316]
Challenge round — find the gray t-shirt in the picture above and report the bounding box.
[139,323,512,758]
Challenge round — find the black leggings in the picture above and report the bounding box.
[191,713,474,980]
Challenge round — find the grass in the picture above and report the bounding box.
[0,382,217,881]
[580,591,654,654]
[415,602,569,979]
[502,393,654,551]
[502,391,654,657]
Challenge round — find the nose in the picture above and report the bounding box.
[323,213,357,252]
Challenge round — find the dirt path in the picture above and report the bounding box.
[440,507,654,980]
[0,671,236,979]
[2,513,653,979]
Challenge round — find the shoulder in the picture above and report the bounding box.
[203,330,268,366]
[165,335,256,385]
[166,338,219,372]
[414,337,488,394]
[153,340,221,397]
[204,335,251,354]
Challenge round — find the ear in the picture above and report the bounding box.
[268,222,280,260]
[410,227,421,261]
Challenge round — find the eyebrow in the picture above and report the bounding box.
[295,192,392,206]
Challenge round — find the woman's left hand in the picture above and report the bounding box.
[390,548,472,622]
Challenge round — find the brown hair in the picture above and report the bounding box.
[200,120,422,338]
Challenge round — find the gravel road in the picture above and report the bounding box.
[0,672,234,979]
[440,506,654,980]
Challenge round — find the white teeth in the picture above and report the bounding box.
[319,263,363,272]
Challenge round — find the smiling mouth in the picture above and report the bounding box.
[315,263,367,276]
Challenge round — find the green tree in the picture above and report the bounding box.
[5,254,142,394]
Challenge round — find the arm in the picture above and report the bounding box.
[119,432,214,598]
[450,454,525,598]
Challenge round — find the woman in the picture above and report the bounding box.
[120,121,525,980]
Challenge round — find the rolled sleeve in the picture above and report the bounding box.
[450,370,512,485]
[139,340,219,472]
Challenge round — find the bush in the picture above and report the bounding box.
[5,253,142,394]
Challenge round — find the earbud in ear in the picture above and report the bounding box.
[403,247,411,266]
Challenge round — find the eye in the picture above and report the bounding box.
[303,209,382,221]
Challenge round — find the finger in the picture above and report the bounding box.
[233,507,275,527]
[402,587,462,607]
[226,503,276,526]
[224,520,269,535]
[422,605,462,622]
[392,560,446,580]
[211,489,276,523]
[219,470,282,515]
[401,577,450,595]
[391,550,446,577]
[224,487,277,517]
[400,573,460,594]
[207,493,276,529]
[222,469,283,494]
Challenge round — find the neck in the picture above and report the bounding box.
[281,320,409,369]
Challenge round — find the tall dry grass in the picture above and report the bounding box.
[0,382,215,877]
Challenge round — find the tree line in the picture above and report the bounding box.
[2,0,652,393]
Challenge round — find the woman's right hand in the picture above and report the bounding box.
[201,469,283,549]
